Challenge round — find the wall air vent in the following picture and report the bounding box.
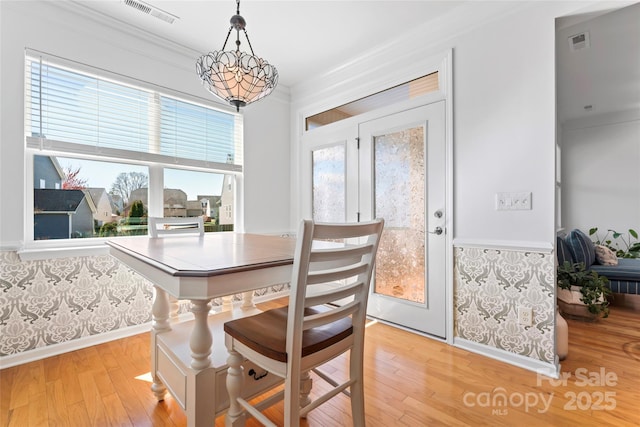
[123,0,178,24]
[568,31,590,51]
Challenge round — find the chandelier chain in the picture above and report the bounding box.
[221,26,234,51]
[243,29,255,56]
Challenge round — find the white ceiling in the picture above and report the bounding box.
[70,0,639,122]
[556,2,640,123]
[73,0,466,88]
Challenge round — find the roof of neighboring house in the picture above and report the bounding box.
[85,188,107,205]
[34,189,86,213]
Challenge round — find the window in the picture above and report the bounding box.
[25,51,242,245]
[164,168,234,231]
[305,72,439,130]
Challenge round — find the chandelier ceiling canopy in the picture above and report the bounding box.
[196,0,278,111]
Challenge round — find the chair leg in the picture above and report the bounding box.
[350,348,366,427]
[299,370,312,418]
[284,369,301,427]
[226,348,246,427]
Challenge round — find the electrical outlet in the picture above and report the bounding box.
[518,306,533,326]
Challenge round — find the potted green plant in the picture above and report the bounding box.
[589,227,640,258]
[557,261,611,319]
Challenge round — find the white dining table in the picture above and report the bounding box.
[107,232,297,427]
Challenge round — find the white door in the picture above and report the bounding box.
[359,102,446,338]
[301,101,447,338]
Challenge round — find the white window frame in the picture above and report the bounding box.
[19,52,244,260]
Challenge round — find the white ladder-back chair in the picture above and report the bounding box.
[148,216,205,238]
[224,218,384,427]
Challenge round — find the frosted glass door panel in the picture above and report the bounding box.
[312,144,346,222]
[362,101,446,337]
[374,127,425,303]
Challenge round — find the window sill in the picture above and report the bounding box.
[17,242,111,261]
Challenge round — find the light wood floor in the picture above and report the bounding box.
[2,299,639,427]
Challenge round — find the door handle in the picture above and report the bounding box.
[429,226,443,235]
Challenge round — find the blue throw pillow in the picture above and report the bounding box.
[556,236,574,266]
[566,229,596,267]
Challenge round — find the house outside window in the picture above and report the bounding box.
[25,52,242,244]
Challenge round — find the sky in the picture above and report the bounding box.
[58,156,225,200]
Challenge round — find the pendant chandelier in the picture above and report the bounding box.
[196,0,278,111]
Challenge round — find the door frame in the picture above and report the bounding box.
[296,50,454,344]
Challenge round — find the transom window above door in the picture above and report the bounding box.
[305,72,439,130]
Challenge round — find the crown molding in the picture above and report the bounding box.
[561,108,640,131]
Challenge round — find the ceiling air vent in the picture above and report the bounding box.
[568,31,590,51]
[123,0,178,24]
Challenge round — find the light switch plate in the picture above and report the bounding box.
[496,192,532,211]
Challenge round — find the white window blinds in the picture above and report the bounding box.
[25,52,242,171]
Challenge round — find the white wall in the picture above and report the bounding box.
[290,2,579,245]
[561,110,640,234]
[0,1,291,247]
[243,97,291,234]
[451,5,557,244]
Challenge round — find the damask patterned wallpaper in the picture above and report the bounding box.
[454,246,555,364]
[1,244,554,365]
[0,251,287,358]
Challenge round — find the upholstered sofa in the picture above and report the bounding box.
[557,229,640,295]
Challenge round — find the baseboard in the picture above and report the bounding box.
[609,292,640,310]
[454,337,559,379]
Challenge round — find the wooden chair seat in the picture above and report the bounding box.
[224,306,353,363]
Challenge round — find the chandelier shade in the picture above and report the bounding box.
[196,0,278,111]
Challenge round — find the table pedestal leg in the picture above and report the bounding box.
[151,286,170,400]
[222,295,233,312]
[189,299,212,370]
[242,291,255,309]
[169,295,180,323]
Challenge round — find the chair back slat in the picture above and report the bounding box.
[148,217,205,238]
[306,262,369,285]
[312,221,384,240]
[309,244,373,262]
[304,281,364,308]
[302,301,359,331]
